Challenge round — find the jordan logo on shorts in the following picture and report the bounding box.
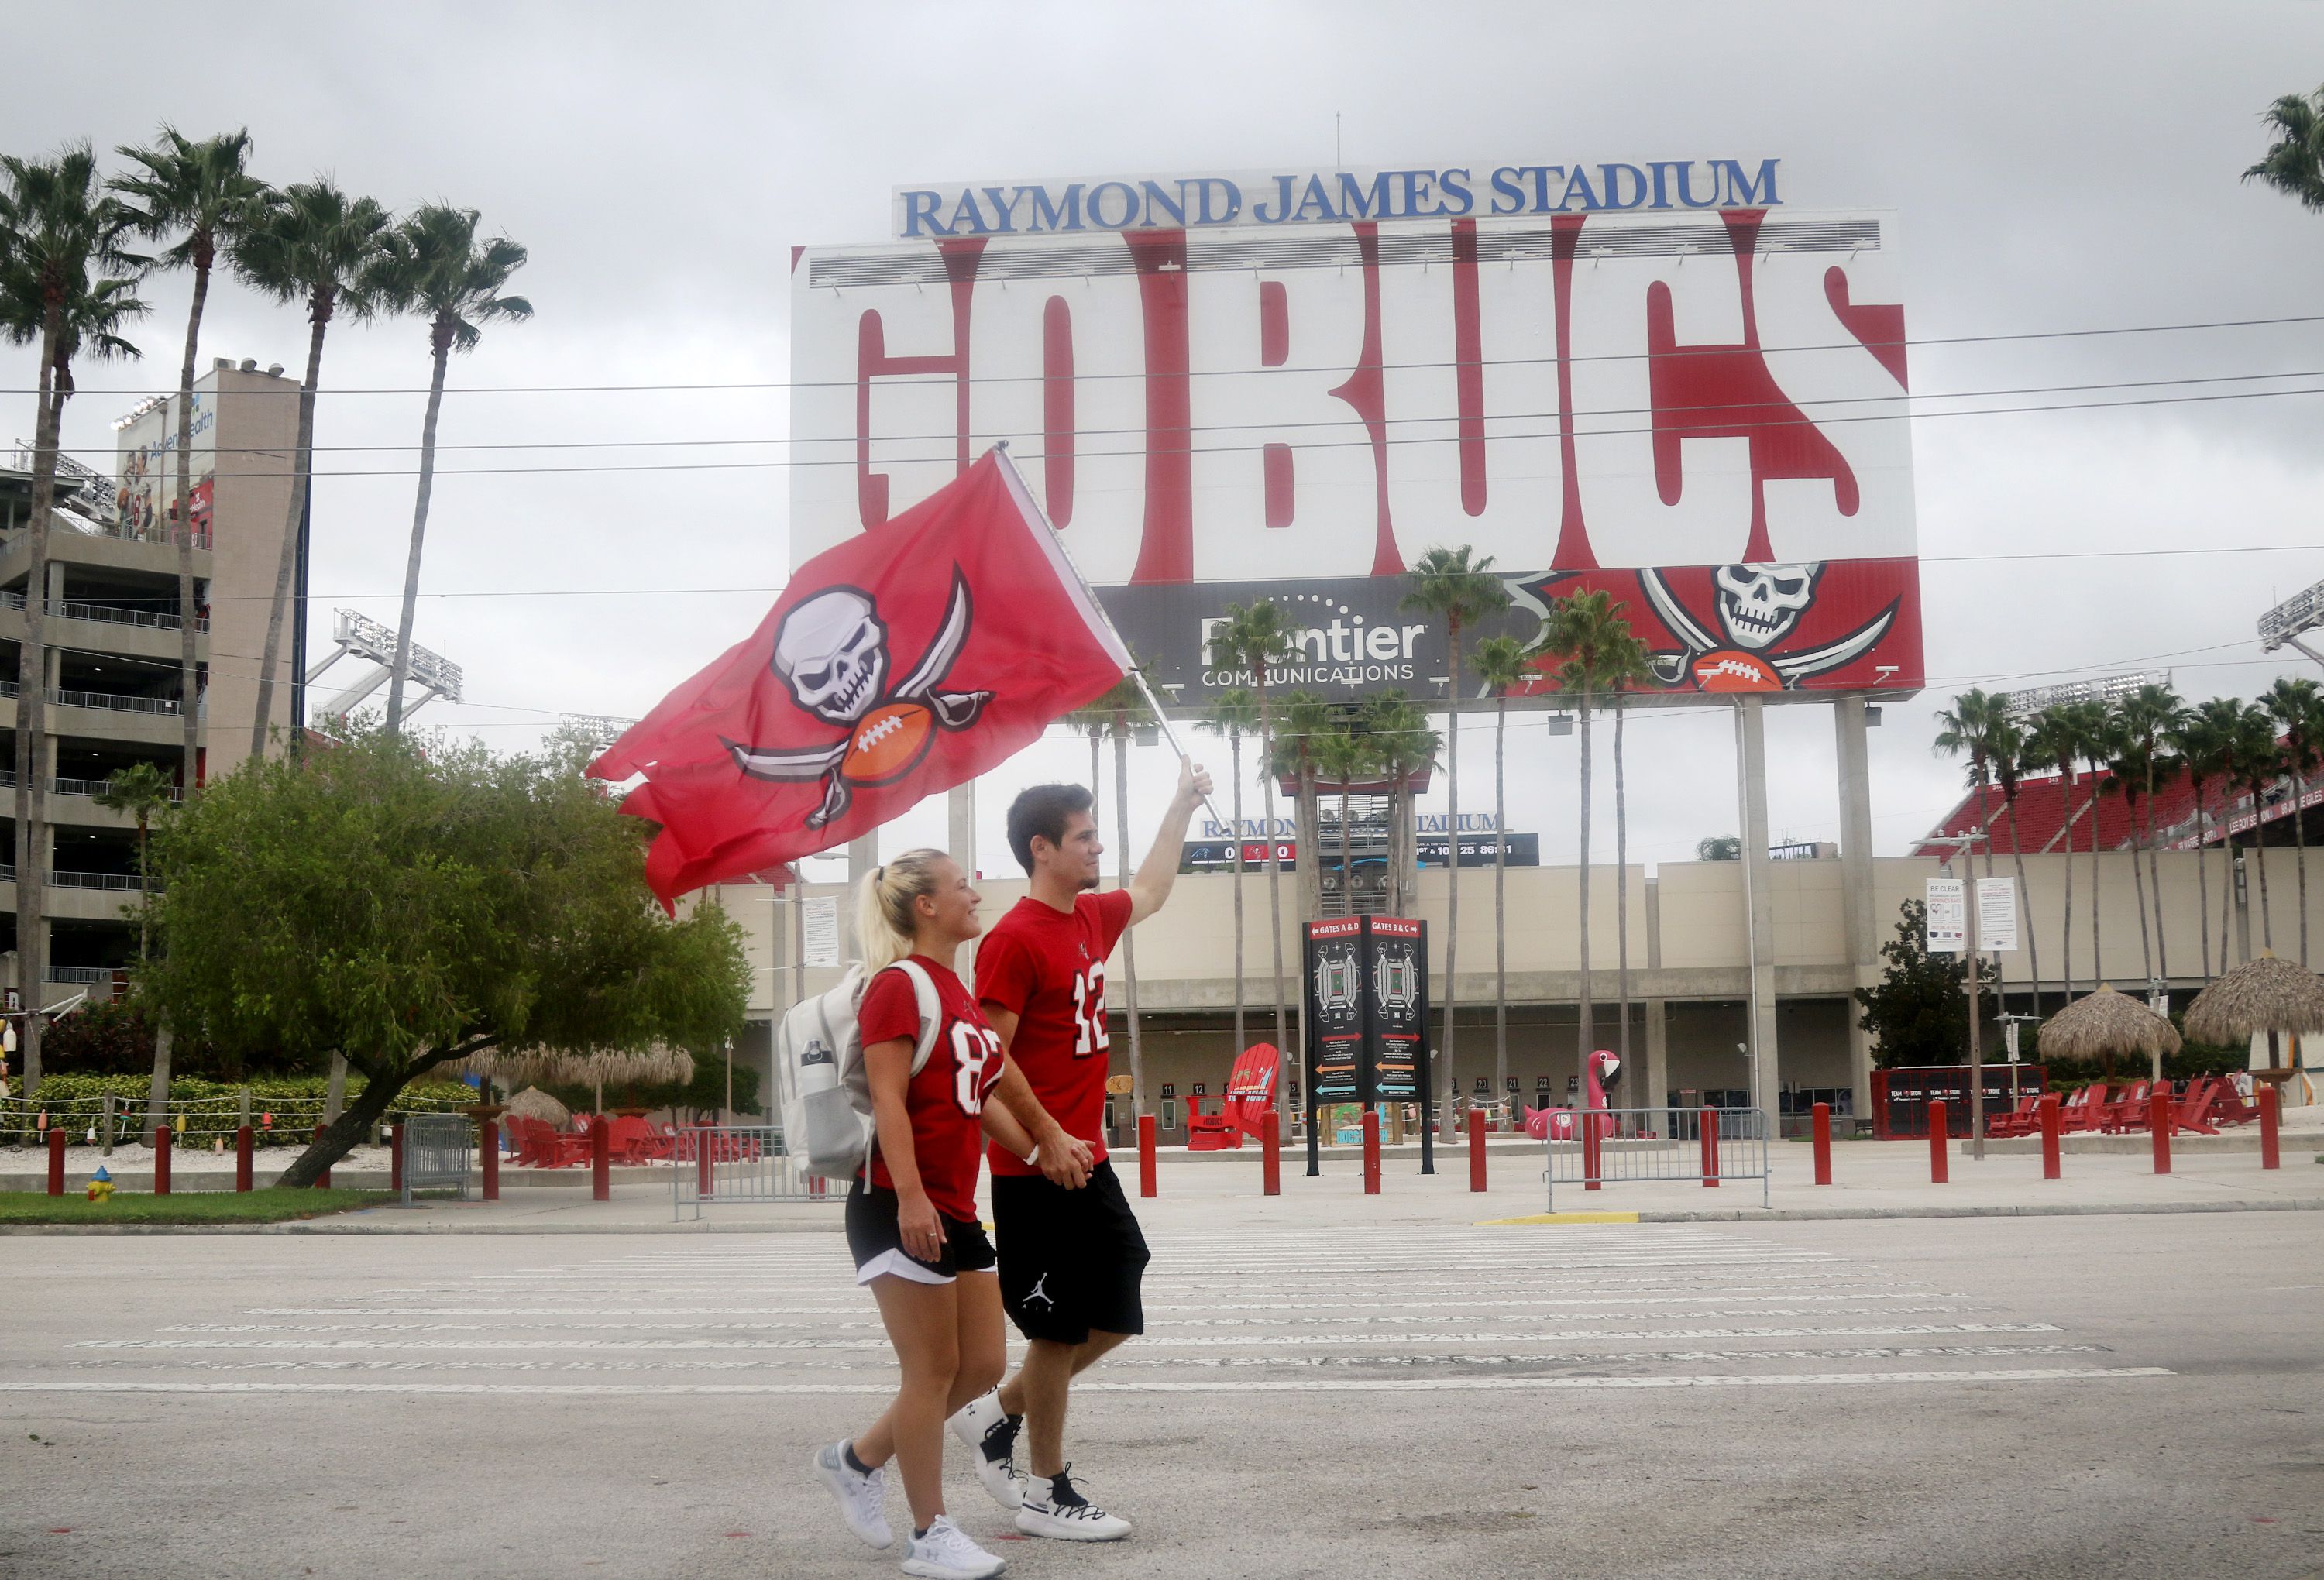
[1025,1272,1054,1310]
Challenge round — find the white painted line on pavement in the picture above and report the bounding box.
[0,1368,2176,1396]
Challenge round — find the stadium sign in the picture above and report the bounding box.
[892,160,1786,239]
[794,183,1923,709]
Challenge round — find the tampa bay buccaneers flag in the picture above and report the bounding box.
[590,449,1130,908]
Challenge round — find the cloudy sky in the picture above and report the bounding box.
[7,1,2323,878]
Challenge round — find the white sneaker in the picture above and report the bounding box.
[813,1441,892,1550]
[901,1513,1006,1578]
[945,1391,1023,1510]
[1015,1467,1130,1542]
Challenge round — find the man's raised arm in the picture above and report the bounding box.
[1128,756,1213,925]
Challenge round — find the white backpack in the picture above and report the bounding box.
[774,959,943,1181]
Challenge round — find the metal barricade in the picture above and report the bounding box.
[402,1113,472,1203]
[672,1125,838,1220]
[1545,1106,1771,1209]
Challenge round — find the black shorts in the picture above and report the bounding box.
[992,1159,1150,1344]
[845,1180,996,1286]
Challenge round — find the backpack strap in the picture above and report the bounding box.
[887,959,945,1075]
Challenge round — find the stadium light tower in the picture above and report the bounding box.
[304,609,464,723]
[558,713,638,748]
[1996,672,2155,718]
[2259,577,2324,671]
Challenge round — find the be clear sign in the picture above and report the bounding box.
[1924,878,1966,953]
[1925,876,2017,953]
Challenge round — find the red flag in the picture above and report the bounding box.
[591,451,1129,908]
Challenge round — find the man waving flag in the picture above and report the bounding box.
[590,449,1129,908]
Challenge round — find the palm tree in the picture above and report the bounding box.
[2245,84,2324,208]
[1932,689,2007,871]
[1206,603,1293,1081]
[1312,714,1372,917]
[1601,623,1654,1071]
[110,128,269,797]
[1529,589,1635,1070]
[1986,714,2044,1018]
[1198,687,1263,1060]
[2172,699,2241,981]
[2103,730,2156,992]
[363,206,531,734]
[1277,691,1334,923]
[2266,677,2320,965]
[1074,667,1150,1114]
[2233,702,2284,953]
[0,145,146,1099]
[2122,683,2185,992]
[2071,702,2122,984]
[96,760,174,1135]
[2025,706,2082,1000]
[1470,634,1532,1111]
[1401,547,1510,1104]
[235,180,390,759]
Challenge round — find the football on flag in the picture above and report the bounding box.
[844,699,937,783]
[590,449,1132,907]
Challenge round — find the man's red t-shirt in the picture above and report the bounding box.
[975,889,1134,1177]
[857,957,1002,1223]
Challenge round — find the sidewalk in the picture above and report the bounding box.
[4,1132,2315,1233]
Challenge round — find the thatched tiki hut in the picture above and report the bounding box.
[501,1087,572,1128]
[461,1046,696,1118]
[2039,985,2181,1081]
[2185,952,2324,1107]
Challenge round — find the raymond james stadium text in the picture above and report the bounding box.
[892,159,1782,237]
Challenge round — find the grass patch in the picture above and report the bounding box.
[0,1187,394,1224]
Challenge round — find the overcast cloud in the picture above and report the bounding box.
[5,0,2322,878]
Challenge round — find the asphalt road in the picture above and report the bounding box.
[3,1214,2319,1579]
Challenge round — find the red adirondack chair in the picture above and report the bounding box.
[2058,1084,2111,1134]
[2099,1080,2157,1133]
[2168,1078,2222,1136]
[2208,1079,2261,1128]
[1188,1045,1280,1151]
[1986,1095,2044,1139]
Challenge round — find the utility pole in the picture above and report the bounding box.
[1928,834,1991,1161]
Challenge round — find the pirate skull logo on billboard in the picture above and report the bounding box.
[724,569,992,828]
[1638,561,1894,693]
[1713,562,1821,651]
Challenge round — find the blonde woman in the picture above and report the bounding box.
[814,849,1090,1580]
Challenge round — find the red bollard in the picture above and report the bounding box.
[1812,1101,1833,1187]
[235,1125,254,1192]
[390,1123,405,1195]
[592,1118,611,1201]
[1466,1107,1487,1194]
[480,1119,500,1201]
[2150,1087,2171,1175]
[1137,1114,1157,1198]
[1927,1100,1949,1183]
[1361,1108,1380,1194]
[696,1128,714,1200]
[1700,1107,1720,1187]
[46,1127,65,1196]
[1582,1114,1602,1191]
[1261,1108,1281,1197]
[313,1123,332,1190]
[154,1125,173,1195]
[2040,1094,2062,1180]
[2260,1085,2281,1170]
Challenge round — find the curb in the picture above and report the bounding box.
[0,1216,848,1236]
[1480,1198,2324,1225]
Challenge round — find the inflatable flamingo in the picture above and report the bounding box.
[1526,1049,1621,1140]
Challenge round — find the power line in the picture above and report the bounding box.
[22,310,2324,399]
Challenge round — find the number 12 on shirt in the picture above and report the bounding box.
[1069,963,1110,1058]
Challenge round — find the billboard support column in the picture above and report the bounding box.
[1835,697,1880,1125]
[947,781,976,879]
[1734,699,1781,1115]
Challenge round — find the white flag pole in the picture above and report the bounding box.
[991,444,1230,832]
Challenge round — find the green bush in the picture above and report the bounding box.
[2,1073,481,1148]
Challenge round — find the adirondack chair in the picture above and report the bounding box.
[2099,1080,2157,1133]
[2168,1077,2222,1136]
[607,1115,672,1163]
[2208,1079,2262,1128]
[2059,1084,2112,1135]
[509,1115,588,1167]
[1985,1095,2044,1139]
[1188,1044,1281,1150]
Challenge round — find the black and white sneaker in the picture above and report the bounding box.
[1015,1466,1130,1542]
[945,1390,1023,1510]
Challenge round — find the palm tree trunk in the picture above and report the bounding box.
[174,253,209,794]
[2145,759,2168,991]
[1257,689,1287,1114]
[2255,812,2274,952]
[1113,723,1143,1117]
[16,311,63,1096]
[144,1025,173,1140]
[1576,684,1594,1070]
[2194,782,2212,981]
[2007,792,2039,1018]
[1229,733,1245,1057]
[2060,765,2076,1002]
[252,304,330,759]
[1493,693,1508,1118]
[2130,792,2154,988]
[1614,694,1633,1066]
[385,328,452,733]
[1339,778,1353,914]
[2089,767,2103,984]
[2295,770,2310,967]
[1441,629,1463,1134]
